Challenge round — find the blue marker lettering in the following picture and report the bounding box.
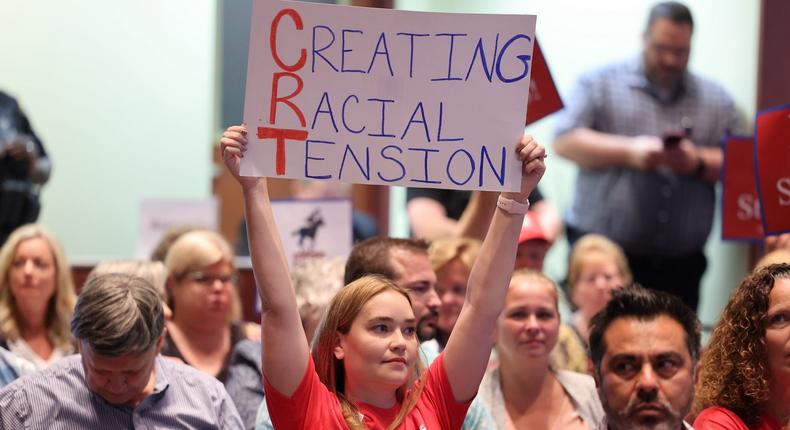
[446,149,475,186]
[408,147,442,185]
[377,145,406,182]
[304,139,335,179]
[341,94,365,134]
[341,29,365,73]
[312,25,338,73]
[496,34,532,83]
[367,32,394,76]
[400,102,430,142]
[311,92,339,132]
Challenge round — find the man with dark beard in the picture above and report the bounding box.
[344,237,441,342]
[589,286,699,430]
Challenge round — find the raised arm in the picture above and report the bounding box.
[220,125,309,396]
[442,133,546,401]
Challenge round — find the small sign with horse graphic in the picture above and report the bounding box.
[270,198,353,265]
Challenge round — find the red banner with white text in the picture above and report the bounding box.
[755,105,790,234]
[721,136,763,241]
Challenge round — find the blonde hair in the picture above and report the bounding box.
[87,260,168,302]
[150,225,199,262]
[0,224,76,349]
[312,275,426,430]
[428,237,481,273]
[510,268,560,308]
[567,234,632,290]
[164,230,241,322]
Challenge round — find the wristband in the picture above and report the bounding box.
[496,195,530,215]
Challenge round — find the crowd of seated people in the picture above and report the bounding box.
[0,111,787,429]
[0,2,788,427]
[0,151,787,430]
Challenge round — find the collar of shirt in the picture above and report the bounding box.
[624,56,695,104]
[89,356,171,411]
[599,418,694,430]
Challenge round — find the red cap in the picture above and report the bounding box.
[518,211,547,244]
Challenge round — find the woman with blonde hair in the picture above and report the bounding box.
[0,224,75,368]
[693,263,790,430]
[566,234,631,346]
[221,124,545,429]
[426,236,481,352]
[479,270,604,429]
[162,229,256,382]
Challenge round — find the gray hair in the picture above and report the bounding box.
[87,260,168,302]
[71,274,164,356]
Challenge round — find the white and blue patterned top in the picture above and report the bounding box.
[0,354,244,429]
[554,57,742,257]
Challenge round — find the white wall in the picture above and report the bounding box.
[394,0,760,328]
[0,0,759,328]
[0,0,218,260]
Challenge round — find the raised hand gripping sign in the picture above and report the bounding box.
[241,0,536,192]
[721,136,763,241]
[755,105,790,234]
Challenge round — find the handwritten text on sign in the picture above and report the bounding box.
[241,1,536,191]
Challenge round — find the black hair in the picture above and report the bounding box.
[589,284,701,373]
[646,2,694,31]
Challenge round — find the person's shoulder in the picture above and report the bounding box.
[230,339,261,364]
[687,71,733,101]
[419,339,441,364]
[555,368,596,389]
[158,356,225,390]
[578,58,637,81]
[555,369,605,427]
[554,370,600,406]
[693,406,748,429]
[0,90,14,104]
[0,355,82,397]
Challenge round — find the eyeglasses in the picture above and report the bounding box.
[183,271,235,286]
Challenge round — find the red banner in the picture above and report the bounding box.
[525,39,563,126]
[721,136,763,241]
[755,105,790,234]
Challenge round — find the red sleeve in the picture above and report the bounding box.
[418,353,474,429]
[694,407,749,430]
[263,356,342,429]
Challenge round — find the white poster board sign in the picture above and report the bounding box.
[136,199,218,259]
[242,0,536,191]
[270,198,353,266]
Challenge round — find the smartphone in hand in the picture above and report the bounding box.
[662,132,683,149]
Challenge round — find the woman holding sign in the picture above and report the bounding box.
[220,124,545,429]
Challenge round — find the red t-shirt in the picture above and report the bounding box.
[264,353,472,429]
[694,407,784,430]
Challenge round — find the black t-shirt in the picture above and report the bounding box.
[406,187,544,220]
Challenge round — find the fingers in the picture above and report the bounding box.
[515,135,545,162]
[220,124,248,159]
[523,156,546,174]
